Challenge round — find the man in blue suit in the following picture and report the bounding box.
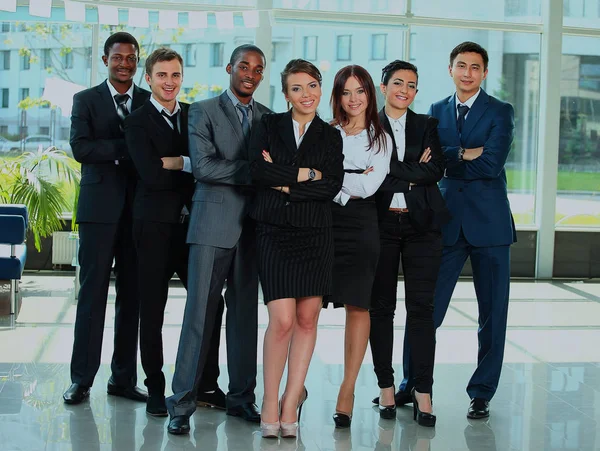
[397,42,515,420]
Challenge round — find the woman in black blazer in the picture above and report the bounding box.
[369,60,450,427]
[250,59,344,439]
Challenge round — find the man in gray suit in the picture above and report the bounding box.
[167,44,271,435]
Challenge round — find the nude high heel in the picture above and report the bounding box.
[280,387,308,438]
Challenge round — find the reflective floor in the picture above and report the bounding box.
[1,275,599,450]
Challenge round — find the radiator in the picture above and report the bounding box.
[52,231,78,265]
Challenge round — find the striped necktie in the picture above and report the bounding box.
[114,93,130,130]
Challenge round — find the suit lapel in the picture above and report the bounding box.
[404,109,421,162]
[296,115,323,155]
[379,108,398,162]
[460,89,489,143]
[278,111,298,155]
[218,92,244,143]
[441,95,460,142]
[131,85,148,112]
[97,81,121,130]
[147,102,174,150]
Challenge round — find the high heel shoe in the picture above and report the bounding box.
[280,387,308,438]
[411,388,436,427]
[333,394,354,429]
[260,402,280,438]
[378,385,397,420]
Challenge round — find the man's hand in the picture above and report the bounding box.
[271,186,290,194]
[419,148,432,163]
[463,147,484,161]
[161,156,184,170]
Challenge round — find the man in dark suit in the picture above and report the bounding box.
[166,44,272,435]
[123,47,225,417]
[399,42,515,419]
[64,32,150,404]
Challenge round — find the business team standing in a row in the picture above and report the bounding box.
[62,30,515,438]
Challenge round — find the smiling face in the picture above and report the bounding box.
[285,71,322,120]
[449,51,488,101]
[380,69,418,117]
[102,43,138,88]
[227,50,265,103]
[340,75,368,122]
[145,58,182,110]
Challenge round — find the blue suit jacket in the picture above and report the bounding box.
[428,89,516,247]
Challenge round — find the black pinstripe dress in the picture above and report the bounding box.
[249,112,344,303]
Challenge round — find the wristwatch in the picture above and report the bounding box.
[458,147,465,161]
[308,168,316,180]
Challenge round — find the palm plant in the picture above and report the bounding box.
[0,146,80,251]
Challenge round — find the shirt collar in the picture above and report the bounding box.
[455,89,481,110]
[386,111,407,129]
[226,88,254,111]
[107,79,134,100]
[150,94,181,116]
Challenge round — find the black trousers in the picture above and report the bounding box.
[133,219,224,394]
[369,211,442,393]
[71,218,139,388]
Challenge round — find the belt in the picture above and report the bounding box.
[389,208,409,214]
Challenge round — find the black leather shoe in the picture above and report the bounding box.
[372,389,412,407]
[146,393,168,417]
[412,388,436,427]
[167,415,190,435]
[63,383,90,405]
[197,387,226,410]
[226,402,261,423]
[467,398,490,419]
[107,377,148,402]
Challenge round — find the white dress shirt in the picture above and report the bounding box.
[386,113,408,209]
[455,89,481,120]
[149,95,191,173]
[107,80,134,165]
[333,126,392,206]
[292,118,313,147]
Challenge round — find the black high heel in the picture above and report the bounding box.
[378,386,397,420]
[411,388,436,427]
[333,394,354,428]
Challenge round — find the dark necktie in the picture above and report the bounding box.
[114,93,130,130]
[457,104,469,134]
[161,110,179,134]
[236,103,251,139]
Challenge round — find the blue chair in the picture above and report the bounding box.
[0,204,28,315]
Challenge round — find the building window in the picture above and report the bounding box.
[43,49,52,69]
[184,44,196,67]
[20,88,29,101]
[209,43,224,67]
[1,22,10,33]
[60,127,69,140]
[85,47,92,69]
[62,51,73,69]
[303,36,318,61]
[2,89,9,108]
[0,125,7,136]
[21,54,30,71]
[39,88,49,109]
[39,126,49,135]
[1,50,9,70]
[371,34,386,60]
[337,35,352,61]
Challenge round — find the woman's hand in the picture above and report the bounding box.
[262,150,273,163]
[271,186,290,194]
[419,148,432,163]
[363,166,374,175]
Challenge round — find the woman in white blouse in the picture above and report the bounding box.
[324,65,392,428]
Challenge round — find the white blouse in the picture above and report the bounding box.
[292,119,313,147]
[333,126,393,206]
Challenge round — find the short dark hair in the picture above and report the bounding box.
[281,59,322,94]
[449,41,489,70]
[229,44,266,66]
[145,47,183,75]
[104,32,140,57]
[381,60,418,85]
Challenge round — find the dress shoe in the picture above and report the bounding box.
[146,393,168,417]
[281,387,308,438]
[333,393,354,429]
[107,377,148,402]
[467,398,490,419]
[411,388,436,427]
[372,388,412,407]
[167,415,190,435]
[196,387,226,410]
[63,383,90,405]
[378,385,397,420]
[226,402,261,423]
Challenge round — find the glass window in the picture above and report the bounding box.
[272,42,278,63]
[62,51,73,69]
[0,125,7,135]
[1,50,9,70]
[274,0,405,14]
[336,35,351,61]
[303,36,318,61]
[20,88,29,101]
[1,89,8,108]
[184,44,196,67]
[1,22,10,33]
[371,34,386,61]
[43,49,52,69]
[209,43,224,67]
[412,0,541,23]
[39,126,50,135]
[556,35,600,227]
[21,53,30,71]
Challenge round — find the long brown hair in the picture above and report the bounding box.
[330,65,387,153]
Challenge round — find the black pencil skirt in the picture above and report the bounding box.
[256,221,334,304]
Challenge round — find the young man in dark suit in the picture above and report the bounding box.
[124,48,226,417]
[398,42,516,420]
[64,32,150,404]
[166,44,272,435]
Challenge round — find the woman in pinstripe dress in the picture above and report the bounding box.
[249,59,344,438]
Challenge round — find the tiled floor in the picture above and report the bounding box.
[1,274,600,450]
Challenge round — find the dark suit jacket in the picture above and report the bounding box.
[375,108,450,232]
[249,111,344,227]
[70,80,150,224]
[428,89,516,247]
[123,100,194,223]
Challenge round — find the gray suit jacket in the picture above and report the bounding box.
[187,91,271,248]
